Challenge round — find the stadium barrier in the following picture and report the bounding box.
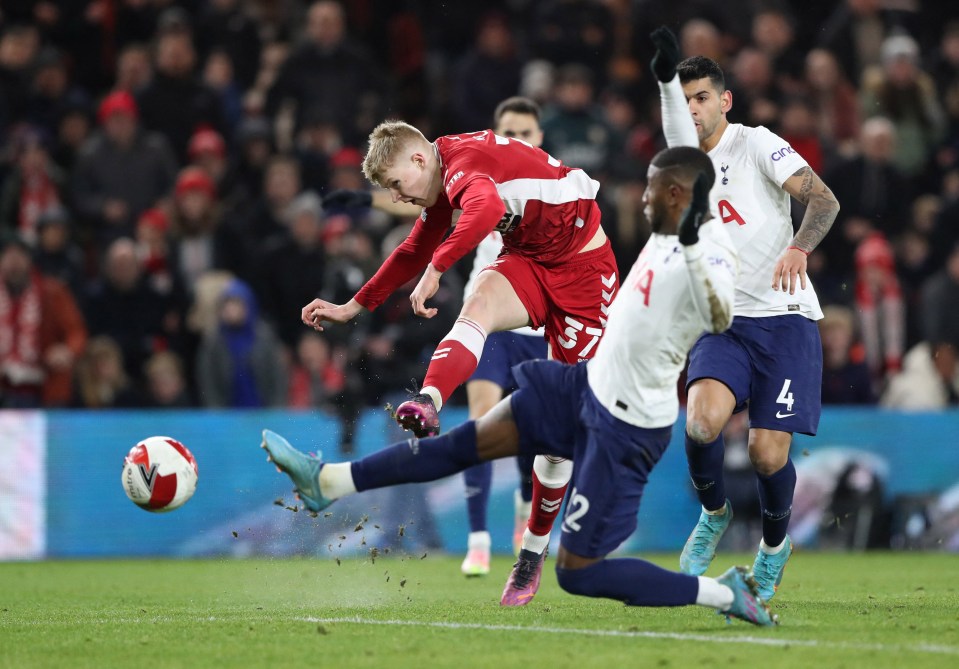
[1,407,957,559]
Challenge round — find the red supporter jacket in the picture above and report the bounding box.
[354,130,603,310]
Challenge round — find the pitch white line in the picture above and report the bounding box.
[301,616,959,656]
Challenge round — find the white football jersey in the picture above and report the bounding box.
[464,230,540,337]
[706,123,823,320]
[587,220,738,428]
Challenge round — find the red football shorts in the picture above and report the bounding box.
[485,241,619,364]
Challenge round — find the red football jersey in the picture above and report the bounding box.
[354,130,603,310]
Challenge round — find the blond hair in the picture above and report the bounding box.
[362,121,429,187]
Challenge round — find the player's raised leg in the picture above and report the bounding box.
[263,399,524,513]
[680,375,738,575]
[395,270,530,437]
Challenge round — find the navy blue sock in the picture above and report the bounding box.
[463,462,492,533]
[351,422,481,492]
[556,558,699,606]
[516,454,534,502]
[756,458,796,547]
[685,432,727,511]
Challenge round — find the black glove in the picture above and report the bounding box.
[650,26,681,83]
[678,173,710,246]
[322,189,372,209]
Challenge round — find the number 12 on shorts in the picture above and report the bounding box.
[776,378,795,417]
[562,488,589,533]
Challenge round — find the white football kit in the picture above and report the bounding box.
[660,78,823,321]
[587,221,738,428]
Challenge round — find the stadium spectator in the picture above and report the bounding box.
[287,330,361,455]
[83,237,171,381]
[819,0,894,84]
[750,5,805,97]
[0,234,87,408]
[540,64,621,177]
[0,125,67,246]
[169,166,236,298]
[727,47,780,128]
[220,154,299,287]
[32,206,85,296]
[820,305,876,404]
[196,0,262,90]
[803,48,861,156]
[920,242,959,402]
[529,0,614,82]
[203,50,244,137]
[49,102,93,176]
[25,47,90,139]
[860,34,947,181]
[72,335,141,409]
[143,350,193,408]
[114,43,153,96]
[0,24,40,135]
[822,117,909,282]
[195,277,288,408]
[450,14,522,132]
[265,0,386,144]
[259,191,327,348]
[854,230,905,380]
[136,29,227,163]
[72,91,178,247]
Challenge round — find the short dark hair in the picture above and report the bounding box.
[677,55,725,93]
[493,96,541,124]
[651,146,715,189]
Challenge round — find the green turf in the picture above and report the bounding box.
[1,552,957,669]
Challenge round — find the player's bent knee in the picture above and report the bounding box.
[533,455,573,487]
[556,564,602,598]
[685,417,722,445]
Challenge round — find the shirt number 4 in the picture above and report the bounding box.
[775,378,796,418]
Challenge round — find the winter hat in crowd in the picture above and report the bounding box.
[98,90,139,124]
[174,167,216,199]
[188,127,226,160]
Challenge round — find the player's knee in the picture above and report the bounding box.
[685,416,722,445]
[555,564,600,598]
[533,455,572,487]
[748,449,786,476]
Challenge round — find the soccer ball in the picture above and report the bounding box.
[121,436,198,512]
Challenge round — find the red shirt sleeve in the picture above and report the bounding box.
[430,177,505,273]
[353,205,453,311]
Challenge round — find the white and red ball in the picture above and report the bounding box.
[121,436,198,512]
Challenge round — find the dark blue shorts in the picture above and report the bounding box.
[469,331,547,391]
[686,315,822,436]
[510,360,672,558]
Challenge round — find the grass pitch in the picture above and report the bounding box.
[1,552,957,669]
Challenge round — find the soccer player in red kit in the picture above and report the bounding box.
[301,121,619,599]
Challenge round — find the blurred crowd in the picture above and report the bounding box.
[0,0,958,439]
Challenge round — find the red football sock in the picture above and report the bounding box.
[527,467,570,537]
[422,318,487,405]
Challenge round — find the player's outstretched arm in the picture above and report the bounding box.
[773,166,840,294]
[651,27,698,149]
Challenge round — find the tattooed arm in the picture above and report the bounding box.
[782,165,841,252]
[771,166,841,294]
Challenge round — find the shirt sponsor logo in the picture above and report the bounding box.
[771,146,796,161]
[446,170,465,190]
